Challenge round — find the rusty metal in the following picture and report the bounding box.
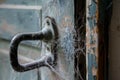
[10,17,58,72]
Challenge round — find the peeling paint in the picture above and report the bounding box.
[86,0,98,80]
[86,0,112,80]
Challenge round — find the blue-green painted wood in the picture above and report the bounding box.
[88,54,97,80]
[0,0,74,80]
[0,54,38,80]
[0,9,42,46]
[86,0,98,80]
[0,39,41,80]
[86,0,112,80]
[0,9,40,39]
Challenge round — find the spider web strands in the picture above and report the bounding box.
[74,0,86,80]
[86,0,99,80]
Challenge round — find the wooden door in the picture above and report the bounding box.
[0,0,75,80]
[0,0,113,80]
[0,0,43,80]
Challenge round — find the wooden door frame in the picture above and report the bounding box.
[74,0,112,80]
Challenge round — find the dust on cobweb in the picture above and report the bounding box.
[40,8,86,80]
[34,0,86,80]
[41,9,85,80]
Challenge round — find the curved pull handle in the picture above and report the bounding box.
[10,17,58,72]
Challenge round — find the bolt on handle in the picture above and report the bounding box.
[9,17,58,72]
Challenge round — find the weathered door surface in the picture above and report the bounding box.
[0,0,113,80]
[0,0,74,80]
[0,0,43,80]
[40,0,74,80]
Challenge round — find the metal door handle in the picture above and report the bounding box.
[10,16,58,72]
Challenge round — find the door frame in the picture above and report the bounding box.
[74,0,112,80]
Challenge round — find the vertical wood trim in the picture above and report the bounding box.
[86,0,99,80]
[86,0,112,80]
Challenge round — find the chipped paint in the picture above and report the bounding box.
[86,0,112,80]
[92,67,97,76]
[86,0,98,80]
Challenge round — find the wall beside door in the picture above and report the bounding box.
[109,0,120,80]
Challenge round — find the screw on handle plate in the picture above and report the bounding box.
[10,16,58,72]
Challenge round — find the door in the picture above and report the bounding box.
[0,0,113,80]
[0,0,43,80]
[0,0,75,80]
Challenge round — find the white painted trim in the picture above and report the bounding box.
[0,4,42,10]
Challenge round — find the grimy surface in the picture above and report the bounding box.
[0,0,43,80]
[86,0,112,80]
[0,0,75,80]
[40,0,74,80]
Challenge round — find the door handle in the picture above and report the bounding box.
[9,16,58,72]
